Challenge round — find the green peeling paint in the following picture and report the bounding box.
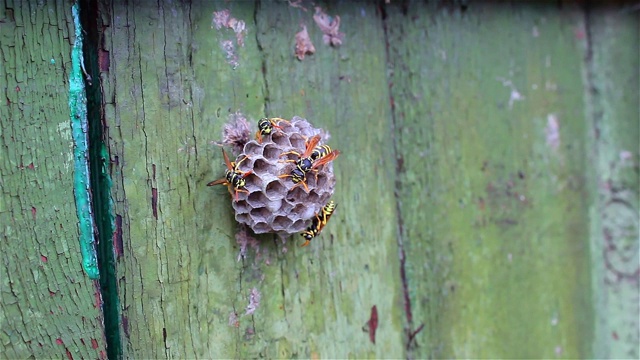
[69,3,99,280]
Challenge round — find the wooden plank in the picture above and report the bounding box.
[584,5,639,359]
[385,2,594,358]
[253,2,404,358]
[103,0,405,357]
[103,1,266,357]
[0,2,107,358]
[101,1,637,358]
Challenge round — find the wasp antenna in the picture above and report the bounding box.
[207,178,228,187]
[220,148,234,170]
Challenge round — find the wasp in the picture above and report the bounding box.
[300,200,337,247]
[207,148,252,201]
[256,117,289,143]
[278,134,340,192]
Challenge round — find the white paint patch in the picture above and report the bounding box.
[555,346,563,356]
[497,77,525,110]
[212,9,247,69]
[220,40,239,69]
[57,121,71,140]
[545,113,560,151]
[619,150,633,163]
[57,122,74,172]
[545,81,557,91]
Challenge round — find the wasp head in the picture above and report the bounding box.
[258,118,273,135]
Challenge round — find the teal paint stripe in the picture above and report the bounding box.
[69,3,99,280]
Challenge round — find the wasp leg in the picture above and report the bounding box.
[290,179,310,193]
[279,150,301,158]
[270,117,290,127]
[300,239,311,247]
[235,155,251,168]
[311,168,320,184]
[233,188,250,202]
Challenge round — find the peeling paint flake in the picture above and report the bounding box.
[313,7,344,47]
[295,25,316,60]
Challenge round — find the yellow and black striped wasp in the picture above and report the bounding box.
[255,117,289,143]
[207,148,252,201]
[278,134,340,192]
[300,200,337,247]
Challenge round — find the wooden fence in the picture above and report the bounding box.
[1,1,638,359]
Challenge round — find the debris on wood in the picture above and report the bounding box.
[212,9,247,46]
[295,25,316,60]
[245,287,261,315]
[222,112,252,154]
[228,311,239,328]
[288,0,308,11]
[313,7,345,47]
[212,9,247,68]
[235,226,260,262]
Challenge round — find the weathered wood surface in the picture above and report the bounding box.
[100,1,639,358]
[386,3,595,358]
[0,1,107,358]
[103,1,403,358]
[584,5,639,359]
[1,1,638,359]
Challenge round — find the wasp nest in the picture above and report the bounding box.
[230,116,336,235]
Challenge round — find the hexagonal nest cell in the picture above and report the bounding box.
[224,116,336,236]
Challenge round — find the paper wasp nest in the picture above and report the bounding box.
[232,116,336,235]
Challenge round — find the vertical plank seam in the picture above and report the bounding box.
[77,0,122,358]
[254,0,272,117]
[378,2,416,357]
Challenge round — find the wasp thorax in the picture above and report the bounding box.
[228,117,336,236]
